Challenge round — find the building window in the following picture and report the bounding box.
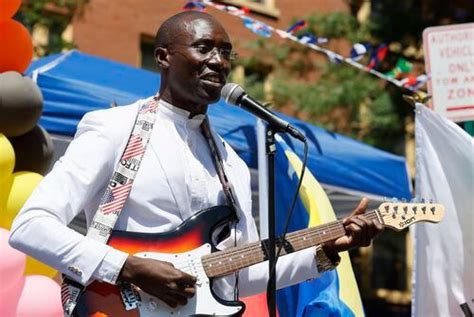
[220,0,280,18]
[140,37,158,72]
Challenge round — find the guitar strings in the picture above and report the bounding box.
[204,211,378,264]
[201,211,381,274]
[202,211,379,269]
[155,205,430,277]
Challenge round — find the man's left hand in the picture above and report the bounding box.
[323,198,384,259]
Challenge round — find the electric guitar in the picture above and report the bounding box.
[72,201,444,316]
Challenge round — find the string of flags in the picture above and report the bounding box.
[182,1,428,93]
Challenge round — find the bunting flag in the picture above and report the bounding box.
[326,51,343,64]
[243,17,272,38]
[367,44,388,69]
[225,5,250,16]
[197,0,427,93]
[385,57,413,79]
[275,135,364,317]
[297,32,328,45]
[287,20,307,34]
[401,74,428,89]
[183,1,206,11]
[350,43,370,61]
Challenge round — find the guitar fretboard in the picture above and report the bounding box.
[202,209,381,278]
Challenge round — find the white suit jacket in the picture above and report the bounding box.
[9,98,319,299]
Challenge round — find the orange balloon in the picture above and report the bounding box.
[0,0,21,21]
[0,19,33,73]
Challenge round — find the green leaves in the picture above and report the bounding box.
[17,0,88,56]
[236,11,406,151]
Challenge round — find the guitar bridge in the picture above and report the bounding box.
[119,282,140,311]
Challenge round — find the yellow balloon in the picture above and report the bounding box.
[0,133,15,183]
[0,171,42,229]
[24,256,58,278]
[0,174,13,217]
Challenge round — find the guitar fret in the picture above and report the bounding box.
[202,212,366,278]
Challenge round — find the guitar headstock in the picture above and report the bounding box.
[377,202,445,231]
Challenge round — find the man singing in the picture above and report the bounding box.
[9,11,383,314]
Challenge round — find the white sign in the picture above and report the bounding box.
[423,23,474,122]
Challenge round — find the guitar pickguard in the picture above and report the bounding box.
[134,244,242,316]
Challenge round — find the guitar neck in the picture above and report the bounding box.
[203,209,382,278]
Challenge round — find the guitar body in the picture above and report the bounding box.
[74,206,245,317]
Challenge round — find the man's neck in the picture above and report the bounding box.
[159,93,207,118]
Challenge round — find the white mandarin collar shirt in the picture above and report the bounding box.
[157,100,226,220]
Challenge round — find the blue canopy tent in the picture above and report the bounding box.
[26,50,411,200]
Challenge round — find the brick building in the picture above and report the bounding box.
[69,0,348,70]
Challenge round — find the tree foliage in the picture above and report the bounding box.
[236,12,404,151]
[236,0,473,152]
[16,0,88,56]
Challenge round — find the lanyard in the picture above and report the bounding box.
[62,95,160,315]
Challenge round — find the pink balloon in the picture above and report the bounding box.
[0,276,24,316]
[16,275,63,317]
[0,228,26,289]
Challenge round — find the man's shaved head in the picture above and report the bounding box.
[154,11,232,115]
[155,11,222,49]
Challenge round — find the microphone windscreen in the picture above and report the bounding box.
[221,83,245,105]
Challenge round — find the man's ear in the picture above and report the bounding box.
[155,47,170,69]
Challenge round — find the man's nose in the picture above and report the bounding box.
[208,48,225,62]
[207,49,230,69]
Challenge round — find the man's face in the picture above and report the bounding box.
[166,18,232,106]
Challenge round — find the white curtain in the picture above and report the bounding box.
[412,104,474,316]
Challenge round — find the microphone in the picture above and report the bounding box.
[221,83,306,142]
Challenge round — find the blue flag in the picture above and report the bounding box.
[275,135,364,317]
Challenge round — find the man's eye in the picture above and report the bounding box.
[195,45,212,54]
[221,48,232,57]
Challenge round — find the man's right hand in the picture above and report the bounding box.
[118,255,197,308]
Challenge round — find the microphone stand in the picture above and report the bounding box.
[265,126,277,317]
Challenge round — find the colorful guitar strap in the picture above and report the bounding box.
[61,95,160,316]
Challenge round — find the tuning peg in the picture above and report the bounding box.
[403,206,408,213]
[422,206,427,214]
[385,205,390,212]
[421,198,426,203]
[394,205,399,212]
[431,206,436,214]
[413,206,417,214]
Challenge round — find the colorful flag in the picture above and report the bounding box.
[275,135,364,317]
[182,2,206,11]
[297,32,328,45]
[412,104,474,316]
[350,43,370,61]
[401,74,428,90]
[287,20,307,34]
[385,57,413,79]
[326,51,343,64]
[243,17,272,38]
[367,44,388,69]
[225,5,250,16]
